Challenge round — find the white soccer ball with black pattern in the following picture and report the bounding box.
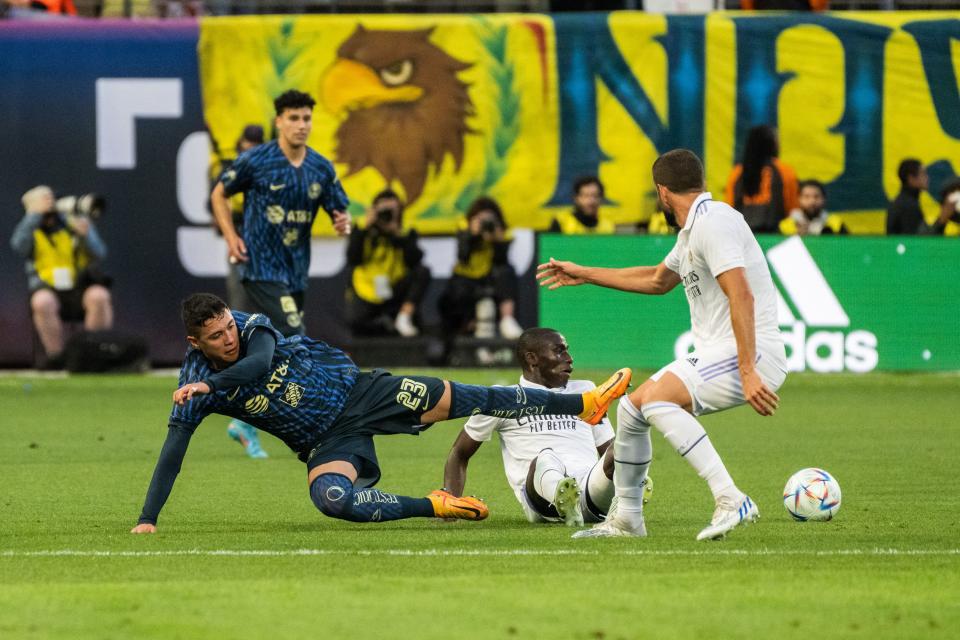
[782,468,842,521]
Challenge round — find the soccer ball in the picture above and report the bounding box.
[782,468,842,521]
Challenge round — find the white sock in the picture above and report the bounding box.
[611,395,652,514]
[641,401,743,503]
[533,449,567,504]
[585,459,615,516]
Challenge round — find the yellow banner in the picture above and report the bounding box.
[199,12,960,235]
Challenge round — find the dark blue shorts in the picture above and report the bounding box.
[304,369,445,487]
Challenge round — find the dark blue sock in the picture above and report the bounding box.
[310,473,434,522]
[448,382,583,420]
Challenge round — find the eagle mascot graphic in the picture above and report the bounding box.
[321,25,475,204]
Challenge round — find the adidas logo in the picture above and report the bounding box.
[766,237,877,373]
[674,237,878,373]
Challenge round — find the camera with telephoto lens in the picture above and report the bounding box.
[375,205,398,227]
[479,218,497,234]
[56,193,106,220]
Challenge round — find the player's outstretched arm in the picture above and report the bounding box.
[174,330,276,406]
[443,430,483,497]
[131,424,195,533]
[537,258,681,295]
[716,267,779,416]
[210,182,247,263]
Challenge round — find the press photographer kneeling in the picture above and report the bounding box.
[10,186,113,368]
[345,189,430,338]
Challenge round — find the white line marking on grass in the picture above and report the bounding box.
[2,548,959,559]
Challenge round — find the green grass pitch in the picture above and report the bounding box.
[1,370,958,639]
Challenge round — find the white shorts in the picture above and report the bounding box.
[651,342,788,417]
[518,457,608,524]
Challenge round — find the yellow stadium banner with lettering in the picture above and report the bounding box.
[199,12,960,235]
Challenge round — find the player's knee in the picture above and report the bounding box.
[616,396,649,434]
[30,289,58,316]
[634,382,657,408]
[83,284,111,308]
[309,473,356,520]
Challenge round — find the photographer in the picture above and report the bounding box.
[345,189,429,337]
[10,185,113,367]
[438,196,523,341]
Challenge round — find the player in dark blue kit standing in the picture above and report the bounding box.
[131,294,631,533]
[210,89,351,458]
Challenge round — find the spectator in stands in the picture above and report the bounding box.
[780,179,848,236]
[937,178,960,234]
[439,196,523,341]
[345,189,429,338]
[725,125,799,234]
[550,176,615,234]
[10,185,113,368]
[887,159,955,235]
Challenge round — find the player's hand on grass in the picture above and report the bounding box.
[536,258,587,290]
[742,369,779,416]
[173,382,211,405]
[332,210,352,236]
[130,523,156,534]
[227,234,248,264]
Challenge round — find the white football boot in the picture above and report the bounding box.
[696,494,759,541]
[571,497,647,539]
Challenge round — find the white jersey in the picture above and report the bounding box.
[463,376,614,506]
[664,192,782,351]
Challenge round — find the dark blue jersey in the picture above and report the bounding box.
[170,311,359,454]
[220,141,349,292]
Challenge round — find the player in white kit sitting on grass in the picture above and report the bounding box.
[538,149,787,541]
[442,328,651,526]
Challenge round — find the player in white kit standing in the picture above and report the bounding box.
[443,328,651,526]
[537,149,787,540]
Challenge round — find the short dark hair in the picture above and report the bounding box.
[274,90,316,116]
[652,149,705,194]
[236,124,264,153]
[181,293,229,337]
[466,196,507,227]
[798,179,826,198]
[372,188,404,209]
[897,159,923,185]
[573,175,604,198]
[740,125,779,197]
[516,327,561,369]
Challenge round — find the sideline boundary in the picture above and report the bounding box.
[2,548,959,558]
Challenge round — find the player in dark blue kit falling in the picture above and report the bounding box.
[131,293,631,533]
[210,89,351,458]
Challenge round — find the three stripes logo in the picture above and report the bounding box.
[766,237,877,373]
[674,237,878,373]
[766,236,849,328]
